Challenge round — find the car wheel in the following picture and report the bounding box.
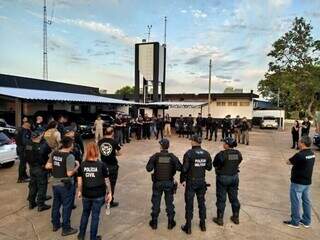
[1,161,15,168]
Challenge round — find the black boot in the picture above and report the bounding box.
[168,219,176,230]
[199,220,206,232]
[29,202,37,210]
[213,212,224,226]
[181,221,191,235]
[149,219,158,230]
[230,212,240,225]
[38,203,51,212]
[61,227,78,236]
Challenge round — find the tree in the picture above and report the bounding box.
[258,17,320,118]
[115,86,134,96]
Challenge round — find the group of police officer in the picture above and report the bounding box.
[146,134,242,234]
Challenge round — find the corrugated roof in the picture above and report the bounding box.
[0,87,135,105]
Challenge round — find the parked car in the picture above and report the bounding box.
[260,116,279,129]
[0,118,16,137]
[314,133,320,148]
[0,132,17,168]
[77,118,94,139]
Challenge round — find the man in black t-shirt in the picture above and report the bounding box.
[283,136,315,229]
[301,117,311,137]
[98,127,121,208]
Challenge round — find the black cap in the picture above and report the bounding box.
[64,126,76,134]
[190,134,202,144]
[223,137,237,148]
[31,130,44,138]
[159,138,170,149]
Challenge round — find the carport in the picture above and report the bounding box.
[0,87,135,127]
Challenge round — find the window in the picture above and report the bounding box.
[240,102,250,106]
[228,102,238,106]
[217,102,226,106]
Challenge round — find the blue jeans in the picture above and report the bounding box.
[51,184,75,231]
[290,183,311,225]
[79,197,105,240]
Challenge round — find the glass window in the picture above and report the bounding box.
[217,102,226,106]
[240,102,250,106]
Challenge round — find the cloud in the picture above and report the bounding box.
[191,9,207,18]
[216,75,232,80]
[60,18,139,45]
[181,9,187,14]
[229,46,248,52]
[0,16,8,21]
[268,0,292,8]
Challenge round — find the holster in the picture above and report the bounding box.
[173,181,178,194]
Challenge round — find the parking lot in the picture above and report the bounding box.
[0,129,319,240]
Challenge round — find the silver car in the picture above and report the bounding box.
[260,116,279,129]
[0,132,17,168]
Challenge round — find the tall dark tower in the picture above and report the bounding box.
[134,42,166,103]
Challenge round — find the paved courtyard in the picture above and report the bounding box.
[0,129,319,240]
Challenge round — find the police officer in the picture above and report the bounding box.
[221,115,232,140]
[155,114,164,140]
[26,130,51,211]
[98,127,121,208]
[176,115,185,138]
[146,139,182,230]
[16,121,32,183]
[180,135,212,234]
[213,137,242,226]
[195,113,203,137]
[186,114,194,138]
[205,114,213,140]
[45,136,79,236]
[233,115,241,143]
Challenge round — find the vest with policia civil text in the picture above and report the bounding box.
[154,152,174,181]
[217,149,241,176]
[52,151,69,178]
[25,141,42,168]
[187,148,208,181]
[81,161,105,188]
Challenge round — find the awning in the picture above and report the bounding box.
[0,87,135,105]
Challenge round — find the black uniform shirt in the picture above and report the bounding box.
[180,146,212,183]
[289,149,315,185]
[146,150,182,174]
[98,138,121,166]
[78,160,109,198]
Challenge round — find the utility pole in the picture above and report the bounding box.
[164,16,167,46]
[277,87,280,108]
[147,25,152,42]
[208,59,212,114]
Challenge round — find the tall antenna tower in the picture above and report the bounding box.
[147,25,152,42]
[43,0,53,80]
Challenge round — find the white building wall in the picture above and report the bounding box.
[164,98,253,119]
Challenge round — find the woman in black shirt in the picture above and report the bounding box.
[77,142,112,240]
[291,120,300,149]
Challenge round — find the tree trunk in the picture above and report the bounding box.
[307,97,315,119]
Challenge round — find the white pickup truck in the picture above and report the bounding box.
[0,132,17,168]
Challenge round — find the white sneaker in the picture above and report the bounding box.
[299,221,311,228]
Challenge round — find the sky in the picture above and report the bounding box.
[0,0,320,94]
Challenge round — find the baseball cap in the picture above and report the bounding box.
[190,134,202,144]
[159,138,170,149]
[223,137,237,148]
[31,130,44,138]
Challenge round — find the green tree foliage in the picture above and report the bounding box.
[258,17,320,118]
[115,86,135,96]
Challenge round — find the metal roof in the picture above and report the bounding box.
[0,87,135,105]
[145,101,207,107]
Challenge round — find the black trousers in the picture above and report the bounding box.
[18,148,28,180]
[106,165,119,203]
[216,175,240,216]
[292,134,299,148]
[28,167,47,206]
[205,127,212,139]
[185,180,207,222]
[222,129,231,139]
[178,126,184,137]
[143,125,151,139]
[123,127,130,143]
[136,125,142,140]
[196,126,202,137]
[151,181,175,220]
[156,127,163,139]
[186,126,193,138]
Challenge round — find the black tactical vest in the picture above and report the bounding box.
[154,152,174,181]
[188,149,207,181]
[52,151,69,178]
[25,141,42,167]
[81,161,105,188]
[217,149,241,176]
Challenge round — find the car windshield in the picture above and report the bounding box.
[263,117,276,120]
